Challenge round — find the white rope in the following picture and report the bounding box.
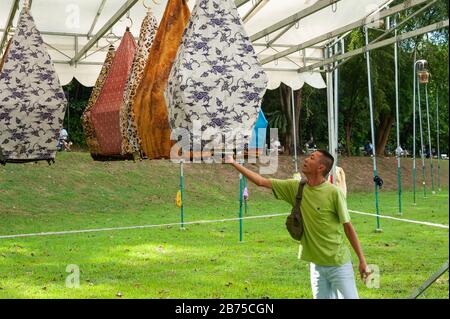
[0,213,288,240]
[0,210,447,240]
[349,210,449,229]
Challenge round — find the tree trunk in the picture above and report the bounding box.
[279,83,293,155]
[345,121,352,156]
[375,114,394,156]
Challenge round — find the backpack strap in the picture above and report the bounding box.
[292,180,307,222]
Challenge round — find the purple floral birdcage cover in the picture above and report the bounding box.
[0,9,67,163]
[165,0,268,153]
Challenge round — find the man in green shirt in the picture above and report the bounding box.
[226,150,368,299]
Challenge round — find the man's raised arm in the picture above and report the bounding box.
[226,156,272,189]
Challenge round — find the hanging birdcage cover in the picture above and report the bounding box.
[165,0,268,153]
[120,10,158,156]
[90,30,136,156]
[132,0,191,159]
[0,9,67,163]
[82,45,116,155]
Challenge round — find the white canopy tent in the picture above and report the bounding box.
[1,0,446,179]
[1,0,389,88]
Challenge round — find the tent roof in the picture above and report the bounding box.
[0,0,390,88]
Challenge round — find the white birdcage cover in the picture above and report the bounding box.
[0,9,67,163]
[165,0,268,152]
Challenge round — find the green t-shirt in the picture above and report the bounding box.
[271,179,351,266]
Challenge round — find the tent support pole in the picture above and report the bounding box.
[412,52,417,205]
[425,84,435,194]
[326,47,337,183]
[291,88,298,173]
[364,27,381,232]
[334,41,340,167]
[394,19,402,215]
[0,0,20,56]
[417,71,427,198]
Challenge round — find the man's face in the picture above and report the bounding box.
[301,151,324,176]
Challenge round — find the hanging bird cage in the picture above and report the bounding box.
[417,60,430,84]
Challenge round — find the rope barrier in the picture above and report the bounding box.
[0,210,447,240]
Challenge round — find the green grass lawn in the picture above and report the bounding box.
[0,152,448,299]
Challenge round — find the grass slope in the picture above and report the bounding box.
[0,152,448,299]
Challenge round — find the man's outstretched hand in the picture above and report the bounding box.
[224,154,235,164]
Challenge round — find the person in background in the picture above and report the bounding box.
[58,127,71,151]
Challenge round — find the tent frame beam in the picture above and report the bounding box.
[242,0,270,23]
[298,19,449,73]
[87,0,108,39]
[261,0,429,66]
[328,0,436,74]
[0,0,20,56]
[70,0,139,65]
[236,0,252,8]
[250,0,341,42]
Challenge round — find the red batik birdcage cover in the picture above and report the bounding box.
[91,30,136,156]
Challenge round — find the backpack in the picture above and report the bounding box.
[285,181,307,241]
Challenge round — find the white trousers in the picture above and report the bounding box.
[310,262,359,299]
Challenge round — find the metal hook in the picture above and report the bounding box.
[23,0,31,12]
[125,10,133,30]
[105,29,118,45]
[331,2,337,13]
[142,0,152,11]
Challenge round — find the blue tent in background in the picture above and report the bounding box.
[248,110,268,153]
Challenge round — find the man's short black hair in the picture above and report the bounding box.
[316,150,334,177]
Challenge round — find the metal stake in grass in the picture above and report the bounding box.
[238,158,244,242]
[243,175,248,215]
[394,19,402,215]
[180,159,185,229]
[364,26,381,232]
[436,91,441,192]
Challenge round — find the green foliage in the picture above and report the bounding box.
[62,79,93,147]
[63,100,88,147]
[267,110,288,135]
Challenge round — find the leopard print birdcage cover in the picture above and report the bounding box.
[82,45,116,156]
[119,11,158,156]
